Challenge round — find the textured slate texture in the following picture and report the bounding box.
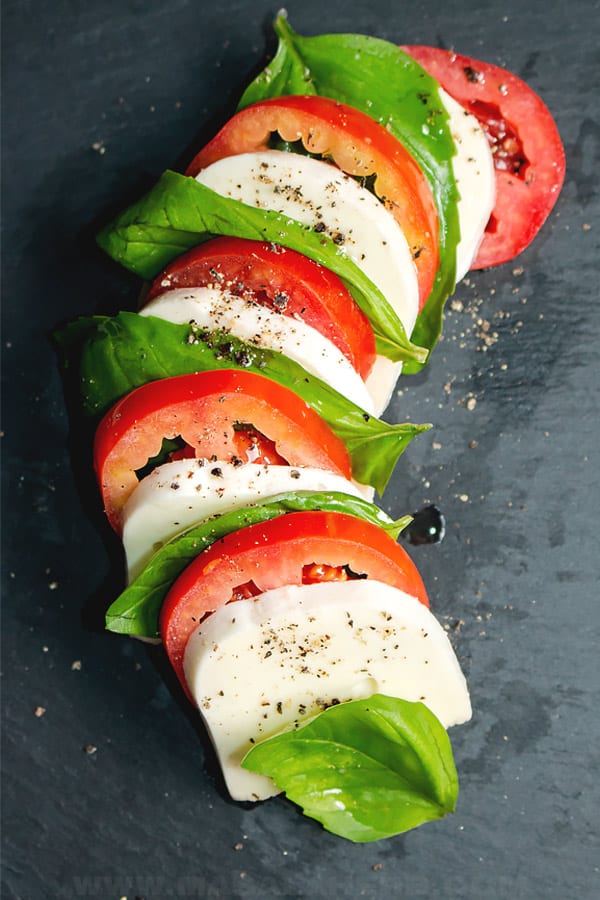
[2,0,599,897]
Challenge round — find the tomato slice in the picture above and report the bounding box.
[146,237,376,379]
[160,510,429,692]
[186,95,439,309]
[94,370,351,533]
[166,428,288,466]
[403,46,565,269]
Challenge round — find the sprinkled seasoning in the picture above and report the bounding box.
[463,65,483,83]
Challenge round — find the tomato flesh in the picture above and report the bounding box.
[94,370,351,533]
[403,46,565,269]
[231,580,262,602]
[302,562,358,584]
[168,428,286,466]
[231,426,288,465]
[186,96,439,309]
[229,563,355,602]
[160,510,429,693]
[468,99,527,177]
[147,237,376,379]
[168,443,196,462]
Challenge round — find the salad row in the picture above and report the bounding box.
[57,15,564,842]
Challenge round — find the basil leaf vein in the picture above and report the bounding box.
[242,694,459,842]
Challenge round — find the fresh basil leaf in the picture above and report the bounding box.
[96,170,426,365]
[240,14,461,368]
[54,311,430,494]
[242,17,319,102]
[106,491,411,638]
[242,694,459,842]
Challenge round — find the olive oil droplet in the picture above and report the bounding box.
[402,505,445,545]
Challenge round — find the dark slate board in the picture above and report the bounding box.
[2,0,599,897]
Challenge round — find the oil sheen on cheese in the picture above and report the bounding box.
[183,580,472,801]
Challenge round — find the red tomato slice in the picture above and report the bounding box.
[186,95,439,309]
[403,46,565,269]
[160,430,286,465]
[160,510,429,693]
[146,237,376,379]
[94,370,351,533]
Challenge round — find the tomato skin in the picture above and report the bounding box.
[146,237,376,379]
[160,510,429,693]
[403,46,565,269]
[186,95,439,309]
[94,370,351,533]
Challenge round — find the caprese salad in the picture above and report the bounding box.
[56,13,564,842]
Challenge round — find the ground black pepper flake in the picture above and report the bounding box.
[233,350,252,367]
[464,65,483,83]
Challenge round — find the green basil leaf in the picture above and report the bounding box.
[106,491,411,638]
[96,170,426,365]
[242,694,459,842]
[54,311,430,494]
[240,14,461,368]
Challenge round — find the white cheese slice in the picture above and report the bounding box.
[141,287,374,414]
[195,150,419,336]
[440,88,496,279]
[122,461,365,581]
[183,580,472,801]
[364,356,403,414]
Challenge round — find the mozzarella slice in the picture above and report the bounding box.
[364,356,403,414]
[184,580,472,801]
[141,287,374,414]
[195,150,419,337]
[122,461,365,581]
[440,88,496,279]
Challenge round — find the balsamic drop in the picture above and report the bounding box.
[402,505,446,546]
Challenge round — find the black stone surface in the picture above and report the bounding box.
[2,1,599,897]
